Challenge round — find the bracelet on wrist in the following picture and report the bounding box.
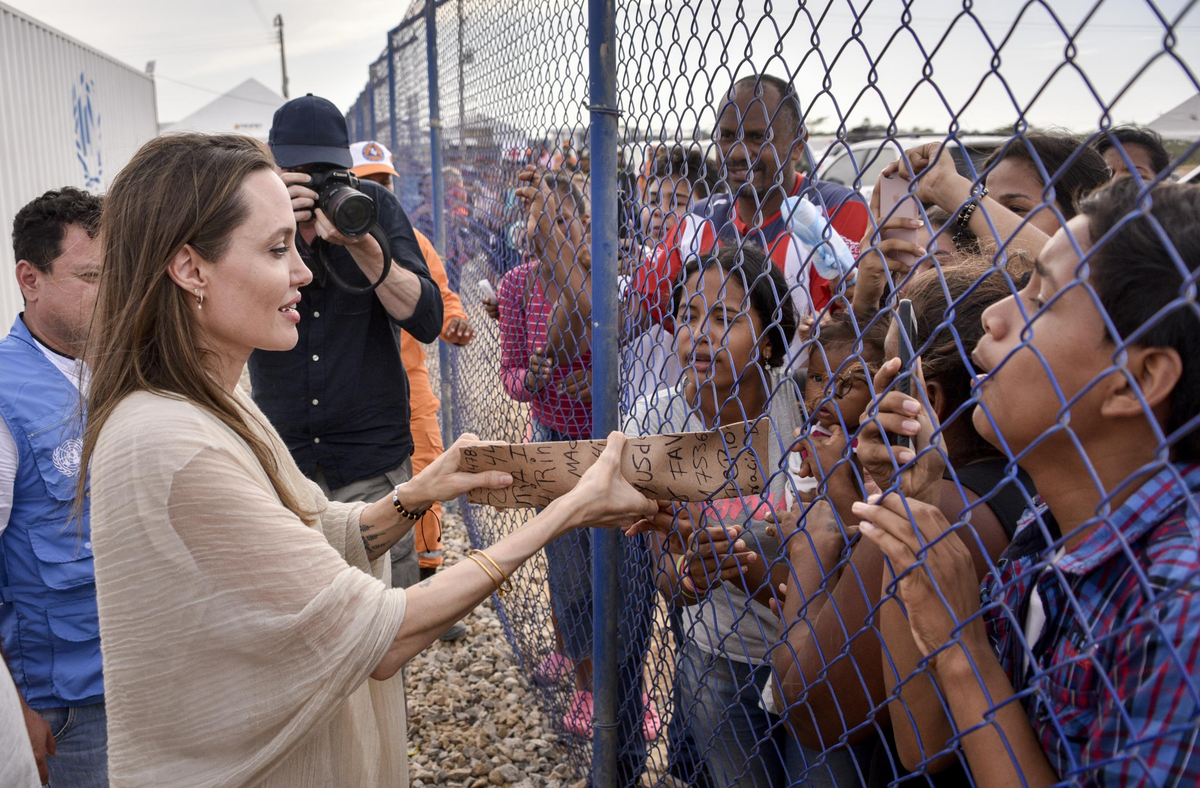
[676,554,698,602]
[955,184,988,229]
[469,549,513,597]
[392,482,429,521]
[467,554,504,595]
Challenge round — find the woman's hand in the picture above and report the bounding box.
[680,524,758,594]
[857,357,946,505]
[398,433,513,512]
[854,174,928,314]
[882,142,971,210]
[854,493,987,667]
[625,501,699,553]
[557,433,659,529]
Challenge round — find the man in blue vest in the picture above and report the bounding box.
[0,188,105,787]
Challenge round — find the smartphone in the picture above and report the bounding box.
[478,279,497,303]
[892,298,918,452]
[877,171,921,267]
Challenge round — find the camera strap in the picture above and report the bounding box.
[305,224,394,295]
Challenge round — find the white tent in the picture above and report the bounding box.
[1148,93,1200,142]
[160,78,284,141]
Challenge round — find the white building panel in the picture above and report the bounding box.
[0,2,157,335]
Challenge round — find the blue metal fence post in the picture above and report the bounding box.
[387,32,399,161]
[425,0,456,460]
[588,0,620,783]
[369,81,377,141]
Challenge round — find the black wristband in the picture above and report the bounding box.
[392,483,428,521]
[956,185,989,229]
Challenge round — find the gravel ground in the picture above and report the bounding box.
[405,510,588,788]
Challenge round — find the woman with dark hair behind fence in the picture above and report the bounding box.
[627,246,868,787]
[78,133,660,787]
[884,131,1109,263]
[857,179,1200,786]
[1094,124,1171,182]
[768,262,1036,784]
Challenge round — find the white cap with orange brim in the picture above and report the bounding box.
[350,140,399,178]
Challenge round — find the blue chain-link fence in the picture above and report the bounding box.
[346,1,1200,785]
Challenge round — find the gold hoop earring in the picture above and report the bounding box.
[195,289,204,310]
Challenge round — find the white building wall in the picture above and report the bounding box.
[0,2,157,335]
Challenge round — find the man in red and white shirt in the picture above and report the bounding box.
[632,73,868,330]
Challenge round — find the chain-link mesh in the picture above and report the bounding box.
[347,1,1200,785]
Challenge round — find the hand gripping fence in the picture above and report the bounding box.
[345,1,1200,785]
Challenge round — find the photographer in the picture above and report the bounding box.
[249,95,443,591]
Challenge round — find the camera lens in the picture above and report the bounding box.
[322,187,377,237]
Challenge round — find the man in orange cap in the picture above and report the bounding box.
[351,141,475,640]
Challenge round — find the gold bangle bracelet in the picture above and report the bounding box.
[469,549,514,597]
[467,553,504,595]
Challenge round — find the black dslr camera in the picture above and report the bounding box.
[302,168,391,295]
[307,169,377,238]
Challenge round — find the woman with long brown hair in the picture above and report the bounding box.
[80,133,657,787]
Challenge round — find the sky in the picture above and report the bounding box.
[8,0,1199,135]
[6,0,408,123]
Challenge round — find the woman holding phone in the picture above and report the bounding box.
[79,133,658,787]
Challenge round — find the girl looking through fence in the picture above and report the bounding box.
[884,132,1109,264]
[627,246,867,787]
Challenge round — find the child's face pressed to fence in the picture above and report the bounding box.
[642,175,695,243]
[675,267,768,393]
[971,215,1115,460]
[805,344,871,432]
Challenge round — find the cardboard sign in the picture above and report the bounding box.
[459,420,769,508]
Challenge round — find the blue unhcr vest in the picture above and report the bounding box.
[0,316,102,708]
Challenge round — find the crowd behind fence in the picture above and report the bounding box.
[346,1,1200,785]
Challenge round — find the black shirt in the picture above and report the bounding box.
[249,180,443,489]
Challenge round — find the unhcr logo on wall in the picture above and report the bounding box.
[73,73,103,189]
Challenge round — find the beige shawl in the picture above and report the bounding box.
[0,660,39,788]
[90,389,409,787]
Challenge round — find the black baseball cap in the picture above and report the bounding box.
[268,93,353,169]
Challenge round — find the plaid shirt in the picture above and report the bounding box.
[980,463,1200,786]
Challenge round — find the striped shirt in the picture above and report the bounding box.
[497,260,593,437]
[980,463,1200,785]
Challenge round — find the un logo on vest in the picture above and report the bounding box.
[52,438,84,477]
